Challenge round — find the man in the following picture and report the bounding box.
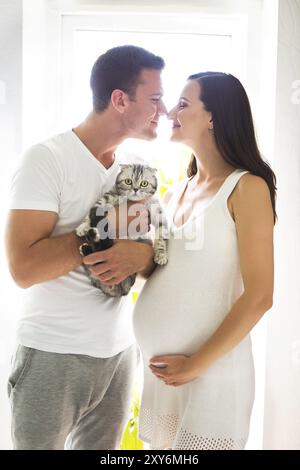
[5,45,166,450]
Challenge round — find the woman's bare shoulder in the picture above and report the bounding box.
[234,173,270,200]
[230,173,272,221]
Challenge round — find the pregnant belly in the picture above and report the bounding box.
[133,266,224,361]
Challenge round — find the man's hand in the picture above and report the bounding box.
[82,239,154,285]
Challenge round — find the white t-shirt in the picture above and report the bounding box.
[9,130,135,358]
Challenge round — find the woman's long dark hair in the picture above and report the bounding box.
[187,72,277,224]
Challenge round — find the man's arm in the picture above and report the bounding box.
[5,209,83,289]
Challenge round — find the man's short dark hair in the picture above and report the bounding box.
[90,45,165,112]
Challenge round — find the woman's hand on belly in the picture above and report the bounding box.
[149,354,203,387]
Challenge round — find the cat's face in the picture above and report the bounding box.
[116,164,158,201]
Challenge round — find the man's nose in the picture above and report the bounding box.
[158,100,168,116]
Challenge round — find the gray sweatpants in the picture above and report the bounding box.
[7,344,137,450]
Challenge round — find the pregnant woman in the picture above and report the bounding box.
[133,72,276,450]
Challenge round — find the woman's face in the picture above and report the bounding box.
[168,80,213,145]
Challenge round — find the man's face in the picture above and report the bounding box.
[124,69,167,140]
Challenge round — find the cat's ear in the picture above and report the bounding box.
[119,164,131,170]
[148,166,158,173]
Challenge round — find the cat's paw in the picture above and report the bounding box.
[76,222,89,237]
[154,239,168,265]
[154,251,168,265]
[79,243,93,257]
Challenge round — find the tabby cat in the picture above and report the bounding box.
[75,164,168,297]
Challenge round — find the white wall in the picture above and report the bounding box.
[0,0,22,160]
[0,0,22,450]
[263,0,300,450]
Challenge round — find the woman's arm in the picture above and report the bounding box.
[150,174,274,386]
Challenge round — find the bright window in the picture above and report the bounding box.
[60,13,247,185]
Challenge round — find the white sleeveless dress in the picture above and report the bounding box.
[133,169,255,450]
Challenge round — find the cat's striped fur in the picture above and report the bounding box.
[76,164,168,297]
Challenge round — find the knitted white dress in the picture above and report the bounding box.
[133,169,255,450]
